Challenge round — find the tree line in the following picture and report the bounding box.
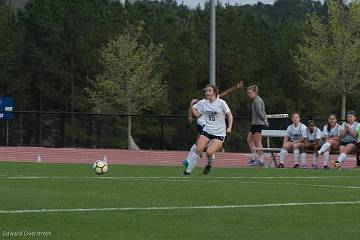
[0,0,359,150]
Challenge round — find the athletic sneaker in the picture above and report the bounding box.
[323,165,330,170]
[203,164,212,175]
[249,160,264,167]
[312,164,318,169]
[332,160,341,169]
[301,165,307,169]
[182,159,189,168]
[183,170,190,176]
[293,163,300,169]
[278,163,285,168]
[248,159,256,165]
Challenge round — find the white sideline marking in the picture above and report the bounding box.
[1,201,360,214]
[1,176,360,180]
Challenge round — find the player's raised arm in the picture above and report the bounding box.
[219,81,244,98]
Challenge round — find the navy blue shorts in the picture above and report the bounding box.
[197,124,205,134]
[200,130,225,141]
[340,141,357,146]
[250,125,266,134]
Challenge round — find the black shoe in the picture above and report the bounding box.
[323,165,329,170]
[203,164,212,175]
[278,163,284,168]
[183,171,190,176]
[293,163,300,169]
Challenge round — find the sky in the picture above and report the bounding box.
[179,0,274,8]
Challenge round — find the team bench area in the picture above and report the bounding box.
[254,130,360,168]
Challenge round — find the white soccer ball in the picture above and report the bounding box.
[93,160,109,175]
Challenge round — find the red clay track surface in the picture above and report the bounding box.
[0,147,357,169]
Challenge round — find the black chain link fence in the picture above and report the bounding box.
[0,111,330,152]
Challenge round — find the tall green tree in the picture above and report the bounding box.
[294,0,360,119]
[88,25,167,149]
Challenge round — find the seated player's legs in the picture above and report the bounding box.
[304,143,320,169]
[293,142,304,168]
[278,141,294,168]
[334,142,356,168]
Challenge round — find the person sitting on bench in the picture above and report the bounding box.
[278,112,307,168]
[302,120,322,169]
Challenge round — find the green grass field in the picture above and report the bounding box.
[0,162,360,240]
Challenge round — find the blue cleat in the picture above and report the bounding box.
[182,159,189,168]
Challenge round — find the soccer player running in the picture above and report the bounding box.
[278,112,307,168]
[184,84,233,175]
[246,85,268,167]
[316,114,341,169]
[333,111,359,168]
[302,120,322,169]
[183,81,243,168]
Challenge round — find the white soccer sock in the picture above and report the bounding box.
[186,144,197,160]
[251,151,256,160]
[301,152,307,167]
[187,152,200,173]
[279,149,288,164]
[312,153,318,165]
[294,149,300,164]
[323,151,330,166]
[319,142,331,154]
[337,153,347,163]
[207,154,215,165]
[258,151,264,163]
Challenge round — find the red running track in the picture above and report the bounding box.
[0,147,357,169]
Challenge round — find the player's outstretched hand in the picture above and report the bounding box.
[237,81,244,89]
[226,128,232,134]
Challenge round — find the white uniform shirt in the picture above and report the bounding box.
[340,122,359,143]
[322,124,341,138]
[306,127,322,142]
[194,98,231,137]
[286,123,307,141]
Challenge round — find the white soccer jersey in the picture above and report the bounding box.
[306,127,322,142]
[193,99,206,126]
[340,122,359,143]
[195,98,231,137]
[286,123,307,141]
[322,124,341,138]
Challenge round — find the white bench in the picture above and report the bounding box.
[254,130,287,167]
[255,130,360,168]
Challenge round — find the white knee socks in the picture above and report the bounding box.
[187,151,200,173]
[294,149,300,164]
[186,144,197,160]
[312,153,318,165]
[323,151,330,166]
[337,153,347,163]
[301,152,307,167]
[319,142,331,154]
[279,149,288,164]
